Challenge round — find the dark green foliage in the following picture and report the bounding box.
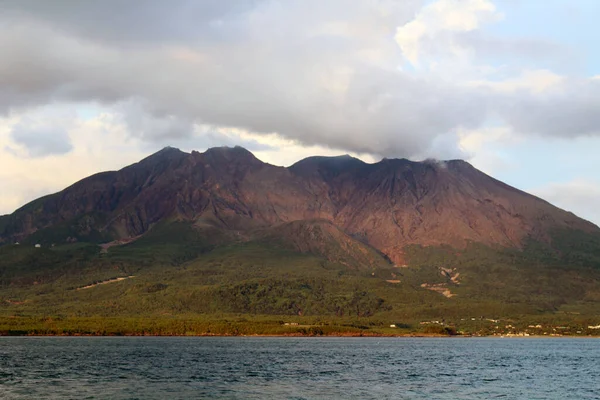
[19,213,113,246]
[0,242,102,286]
[145,283,168,293]
[0,225,599,336]
[422,325,457,335]
[107,221,228,265]
[210,281,387,316]
[549,229,600,268]
[402,237,600,310]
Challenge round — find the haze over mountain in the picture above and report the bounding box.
[1,146,596,265]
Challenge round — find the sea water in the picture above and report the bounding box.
[1,337,598,399]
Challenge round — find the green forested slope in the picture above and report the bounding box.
[1,222,599,336]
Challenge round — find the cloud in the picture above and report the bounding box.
[395,0,501,68]
[468,69,564,93]
[498,77,600,138]
[0,0,598,163]
[530,180,600,226]
[0,108,150,214]
[9,124,73,158]
[115,99,195,141]
[454,31,576,71]
[6,110,74,158]
[0,0,463,158]
[0,0,261,45]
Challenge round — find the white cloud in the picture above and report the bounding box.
[468,69,565,93]
[457,126,521,176]
[2,0,596,162]
[3,1,471,159]
[0,107,149,214]
[395,0,501,69]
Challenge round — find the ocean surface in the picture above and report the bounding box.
[0,337,598,399]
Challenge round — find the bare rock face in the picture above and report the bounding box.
[1,146,597,263]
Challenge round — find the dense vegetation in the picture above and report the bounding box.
[1,222,599,336]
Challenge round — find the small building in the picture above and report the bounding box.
[34,244,41,248]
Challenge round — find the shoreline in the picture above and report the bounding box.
[1,332,598,338]
[3,316,599,338]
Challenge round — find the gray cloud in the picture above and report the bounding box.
[499,78,600,137]
[115,99,196,141]
[0,0,261,45]
[0,0,597,160]
[9,122,73,158]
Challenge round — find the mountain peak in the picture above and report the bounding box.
[135,146,187,168]
[295,154,362,162]
[146,146,185,157]
[290,154,366,177]
[161,145,180,151]
[204,145,249,153]
[201,145,262,165]
[152,146,185,156]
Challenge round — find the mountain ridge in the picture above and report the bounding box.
[1,146,597,264]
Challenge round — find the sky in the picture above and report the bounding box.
[0,0,599,225]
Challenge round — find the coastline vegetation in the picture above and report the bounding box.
[1,223,599,337]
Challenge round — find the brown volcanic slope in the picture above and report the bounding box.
[256,219,391,269]
[0,146,597,264]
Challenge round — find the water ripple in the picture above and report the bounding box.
[0,337,599,399]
